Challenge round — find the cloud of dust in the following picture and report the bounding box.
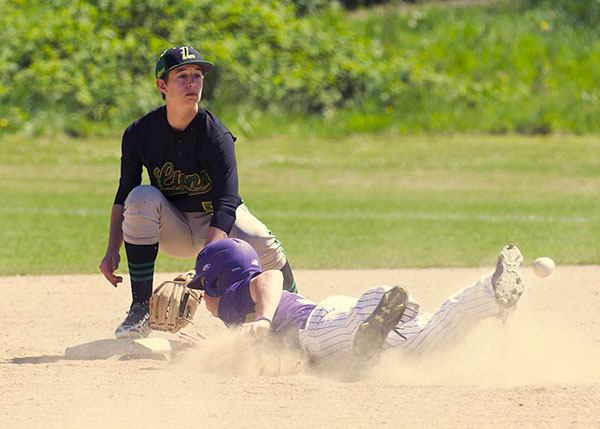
[175,329,367,381]
[177,330,310,377]
[371,302,600,386]
[174,301,599,385]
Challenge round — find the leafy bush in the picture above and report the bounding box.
[290,0,397,14]
[352,2,600,134]
[289,0,331,15]
[339,0,393,9]
[522,0,600,26]
[0,0,598,136]
[0,0,378,134]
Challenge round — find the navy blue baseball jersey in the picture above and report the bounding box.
[114,106,241,233]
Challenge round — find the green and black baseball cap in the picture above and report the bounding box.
[155,45,214,79]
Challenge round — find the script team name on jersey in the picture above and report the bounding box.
[153,162,212,196]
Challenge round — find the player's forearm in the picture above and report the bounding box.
[209,196,240,234]
[250,271,283,321]
[106,204,125,251]
[207,130,240,234]
[205,226,227,245]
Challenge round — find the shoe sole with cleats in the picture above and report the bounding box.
[493,244,525,308]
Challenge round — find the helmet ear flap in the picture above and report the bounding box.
[202,271,226,297]
[210,272,226,296]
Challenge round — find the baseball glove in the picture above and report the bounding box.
[149,270,203,333]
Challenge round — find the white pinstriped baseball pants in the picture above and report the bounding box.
[121,185,287,271]
[298,274,500,358]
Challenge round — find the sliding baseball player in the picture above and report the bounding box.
[174,238,524,361]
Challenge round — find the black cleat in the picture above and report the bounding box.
[353,286,408,359]
[115,302,151,339]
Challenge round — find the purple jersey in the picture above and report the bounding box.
[218,281,316,334]
[272,291,316,332]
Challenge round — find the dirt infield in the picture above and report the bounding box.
[2,266,599,428]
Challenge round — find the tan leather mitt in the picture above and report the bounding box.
[149,270,203,333]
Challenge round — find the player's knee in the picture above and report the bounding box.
[124,185,163,210]
[123,186,163,239]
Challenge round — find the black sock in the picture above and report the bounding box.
[124,242,159,304]
[281,261,298,293]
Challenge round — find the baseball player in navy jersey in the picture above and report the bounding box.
[99,45,298,339]
[187,238,525,361]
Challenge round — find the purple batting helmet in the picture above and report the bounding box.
[187,238,262,297]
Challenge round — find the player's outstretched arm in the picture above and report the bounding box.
[242,270,283,337]
[99,204,125,287]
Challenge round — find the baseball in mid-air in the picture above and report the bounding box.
[532,256,555,278]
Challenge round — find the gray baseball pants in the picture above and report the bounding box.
[121,185,287,270]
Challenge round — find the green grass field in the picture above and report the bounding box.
[1,133,599,275]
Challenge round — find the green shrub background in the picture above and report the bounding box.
[1,0,598,136]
